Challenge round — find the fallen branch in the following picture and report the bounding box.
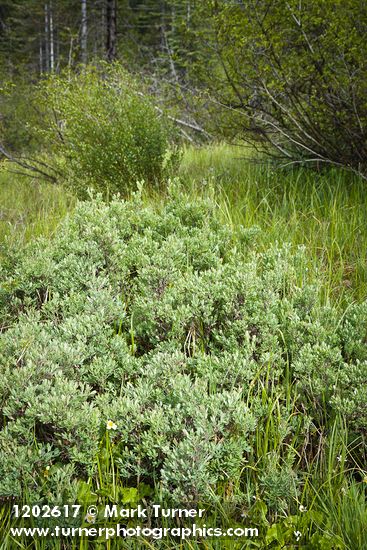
[136,90,213,140]
[0,144,58,183]
[165,113,212,139]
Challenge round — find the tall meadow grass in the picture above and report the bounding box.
[179,144,367,306]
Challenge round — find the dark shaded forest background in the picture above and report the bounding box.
[1,0,367,179]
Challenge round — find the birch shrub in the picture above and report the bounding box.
[0,191,366,504]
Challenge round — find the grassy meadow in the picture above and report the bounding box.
[0,164,73,248]
[180,145,367,307]
[0,145,367,549]
[3,144,366,305]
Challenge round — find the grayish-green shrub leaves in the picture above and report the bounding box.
[0,192,366,504]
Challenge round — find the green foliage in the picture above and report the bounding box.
[0,190,366,516]
[0,166,74,252]
[180,144,367,305]
[0,77,42,152]
[259,452,299,514]
[192,0,367,177]
[36,64,179,198]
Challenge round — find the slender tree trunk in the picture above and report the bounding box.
[101,0,106,53]
[44,3,50,71]
[56,26,60,71]
[81,0,88,64]
[92,0,97,58]
[39,38,43,74]
[68,35,74,68]
[49,0,55,71]
[106,0,117,62]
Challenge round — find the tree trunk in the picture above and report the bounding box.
[39,37,43,74]
[56,26,60,71]
[81,0,88,64]
[101,0,106,54]
[44,3,50,71]
[49,0,55,71]
[106,0,117,62]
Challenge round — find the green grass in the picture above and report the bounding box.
[179,143,367,307]
[2,145,366,309]
[0,162,74,252]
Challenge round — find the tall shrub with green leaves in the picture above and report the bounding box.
[190,0,367,177]
[38,64,178,197]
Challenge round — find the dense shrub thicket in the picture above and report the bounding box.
[36,65,178,197]
[192,0,367,178]
[0,192,366,505]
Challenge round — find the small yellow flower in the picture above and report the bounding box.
[43,465,50,478]
[363,475,367,484]
[106,420,117,430]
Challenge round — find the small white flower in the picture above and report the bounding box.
[299,504,307,512]
[294,531,302,541]
[106,420,117,430]
[85,512,96,524]
[337,455,342,462]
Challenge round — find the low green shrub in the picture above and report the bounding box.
[0,190,366,507]
[36,64,179,198]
